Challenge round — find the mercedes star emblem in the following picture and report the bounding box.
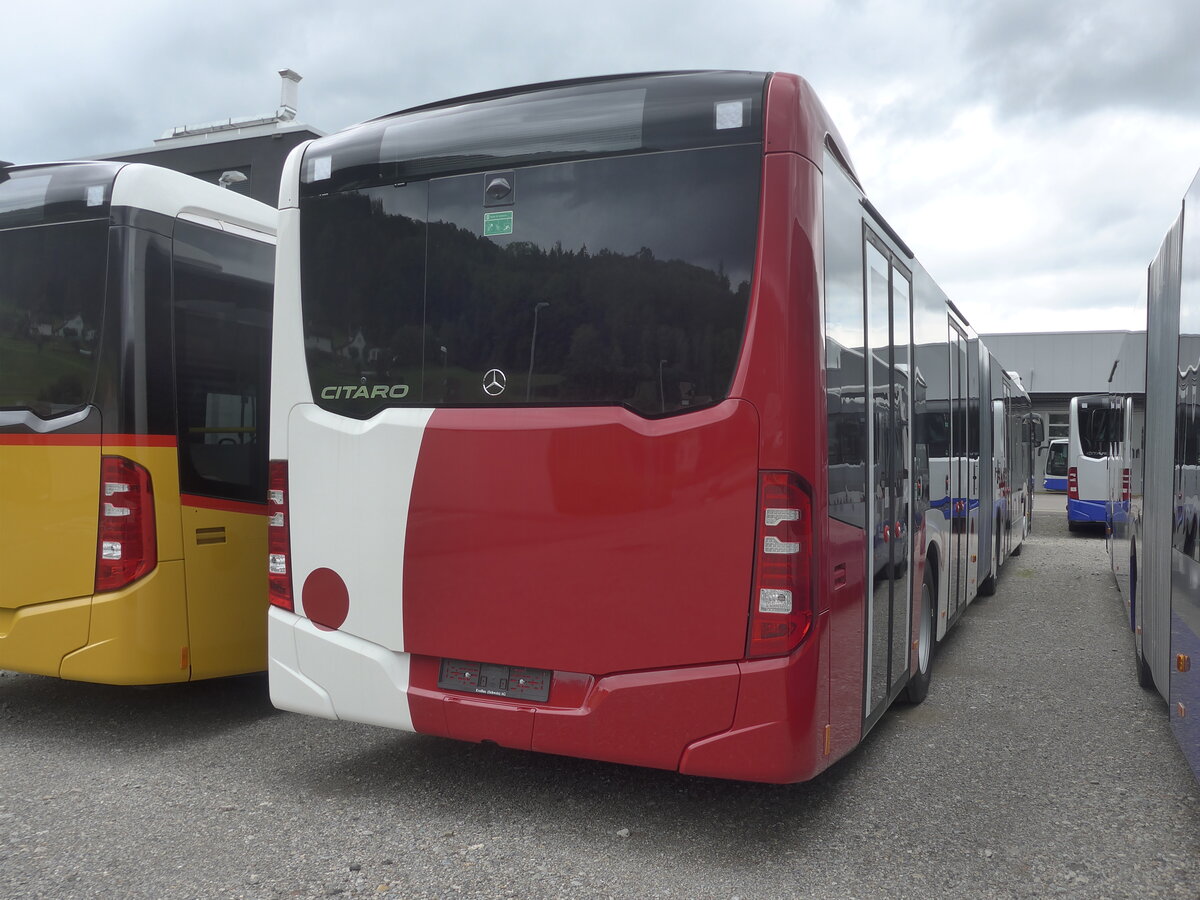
[483,368,507,396]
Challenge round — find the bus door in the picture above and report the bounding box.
[864,235,913,721]
[171,220,274,678]
[1001,385,1013,559]
[948,320,970,616]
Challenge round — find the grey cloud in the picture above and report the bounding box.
[957,0,1200,120]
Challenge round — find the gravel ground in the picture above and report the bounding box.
[1,495,1197,899]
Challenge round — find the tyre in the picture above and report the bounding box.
[902,565,936,704]
[1135,642,1155,690]
[978,523,998,596]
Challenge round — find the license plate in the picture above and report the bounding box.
[437,659,552,703]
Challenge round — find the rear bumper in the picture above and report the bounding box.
[0,562,191,684]
[268,607,834,783]
[1043,476,1067,492]
[0,595,91,678]
[1067,498,1107,523]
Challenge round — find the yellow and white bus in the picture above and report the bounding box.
[0,161,275,684]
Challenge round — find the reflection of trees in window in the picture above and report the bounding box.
[173,222,274,503]
[1078,405,1121,458]
[0,219,107,415]
[300,191,750,417]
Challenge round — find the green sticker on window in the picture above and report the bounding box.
[484,210,514,236]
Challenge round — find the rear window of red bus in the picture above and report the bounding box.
[297,72,766,419]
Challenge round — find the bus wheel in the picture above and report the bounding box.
[978,522,999,596]
[902,566,936,704]
[1135,643,1155,690]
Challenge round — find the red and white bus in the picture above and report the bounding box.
[266,71,1032,782]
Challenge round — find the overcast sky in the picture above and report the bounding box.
[6,0,1200,334]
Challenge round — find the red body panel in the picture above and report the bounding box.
[394,74,873,782]
[530,663,739,770]
[402,401,760,675]
[679,615,828,783]
[408,652,742,772]
[826,517,867,755]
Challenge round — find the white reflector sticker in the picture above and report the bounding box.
[759,588,792,614]
[764,536,800,554]
[715,100,747,130]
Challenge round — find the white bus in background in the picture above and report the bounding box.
[1043,439,1068,491]
[1068,394,1120,531]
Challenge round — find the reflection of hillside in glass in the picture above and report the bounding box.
[301,147,758,418]
[0,220,107,417]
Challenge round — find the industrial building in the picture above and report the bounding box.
[89,69,322,206]
[981,330,1145,489]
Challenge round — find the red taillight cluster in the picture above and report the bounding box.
[95,455,157,593]
[268,460,294,611]
[748,471,814,658]
[1067,466,1079,501]
[1122,468,1131,503]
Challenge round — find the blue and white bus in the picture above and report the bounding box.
[1043,438,1068,491]
[1067,394,1119,530]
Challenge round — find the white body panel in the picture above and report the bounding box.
[110,163,276,235]
[269,145,316,458]
[287,404,434,651]
[268,607,414,730]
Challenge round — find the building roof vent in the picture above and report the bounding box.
[277,69,301,122]
[157,69,305,141]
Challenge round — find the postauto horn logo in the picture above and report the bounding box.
[320,384,410,400]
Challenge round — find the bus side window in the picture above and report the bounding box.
[171,220,275,504]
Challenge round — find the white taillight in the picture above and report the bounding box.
[268,460,294,611]
[764,507,800,527]
[764,536,800,554]
[103,502,132,517]
[101,540,123,560]
[758,588,793,614]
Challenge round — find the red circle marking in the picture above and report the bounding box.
[302,567,350,631]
